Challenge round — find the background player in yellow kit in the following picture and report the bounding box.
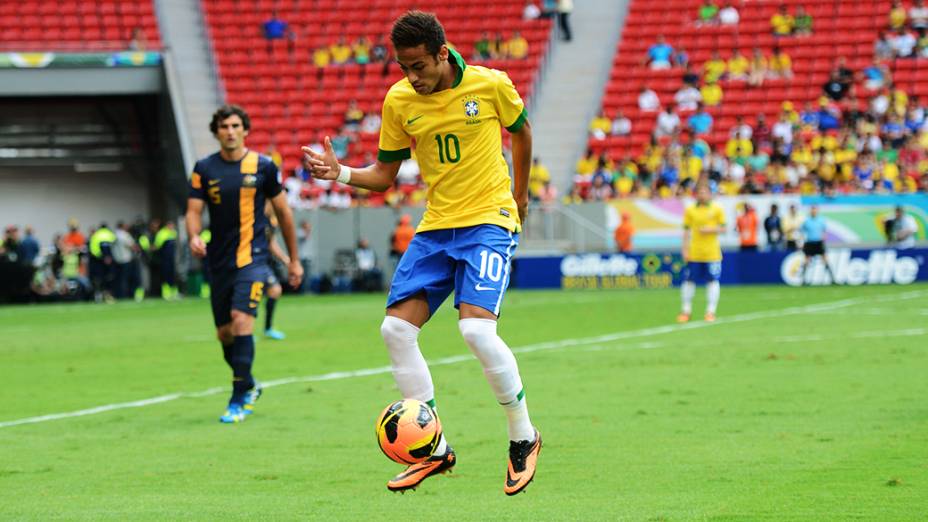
[679,183,726,323]
[302,11,540,495]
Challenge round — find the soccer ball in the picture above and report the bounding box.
[375,399,442,464]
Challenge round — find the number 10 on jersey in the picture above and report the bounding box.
[434,133,460,164]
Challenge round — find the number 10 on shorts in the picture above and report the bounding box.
[478,250,504,282]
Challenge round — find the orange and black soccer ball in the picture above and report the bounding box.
[375,399,442,465]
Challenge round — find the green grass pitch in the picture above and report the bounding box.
[1,284,927,520]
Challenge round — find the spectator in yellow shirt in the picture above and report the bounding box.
[748,47,768,87]
[353,36,371,65]
[889,0,907,30]
[781,100,799,124]
[770,4,794,36]
[727,48,749,80]
[725,137,753,160]
[490,32,508,59]
[312,46,331,67]
[329,37,352,64]
[791,141,814,168]
[507,32,529,59]
[528,157,551,200]
[891,84,909,117]
[703,50,727,83]
[267,143,283,167]
[701,80,723,106]
[576,148,597,176]
[589,110,612,140]
[769,47,793,79]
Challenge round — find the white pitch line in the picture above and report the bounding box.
[1,290,925,430]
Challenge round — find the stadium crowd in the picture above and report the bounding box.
[577,0,928,202]
[0,217,315,304]
[1,218,185,304]
[0,212,424,304]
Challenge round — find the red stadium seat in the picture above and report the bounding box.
[203,0,552,170]
[0,0,162,51]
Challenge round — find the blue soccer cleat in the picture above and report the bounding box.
[264,329,286,340]
[219,403,247,424]
[241,384,263,416]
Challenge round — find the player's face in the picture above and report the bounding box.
[396,44,449,95]
[214,115,248,151]
[696,186,711,204]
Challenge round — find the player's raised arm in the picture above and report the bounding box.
[185,197,207,258]
[301,137,402,192]
[269,192,303,288]
[509,119,532,224]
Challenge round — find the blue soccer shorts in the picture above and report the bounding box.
[210,263,270,327]
[387,224,519,317]
[683,261,722,284]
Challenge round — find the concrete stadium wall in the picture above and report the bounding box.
[0,67,163,97]
[0,168,150,242]
[292,206,426,279]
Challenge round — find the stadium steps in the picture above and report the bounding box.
[154,0,224,160]
[530,0,630,194]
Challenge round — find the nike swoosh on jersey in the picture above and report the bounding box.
[405,115,424,125]
[475,283,496,291]
[208,179,220,185]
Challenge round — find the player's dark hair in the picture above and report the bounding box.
[391,11,445,56]
[209,104,251,134]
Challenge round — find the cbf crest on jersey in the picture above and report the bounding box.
[462,95,481,125]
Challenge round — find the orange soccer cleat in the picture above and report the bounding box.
[504,429,542,496]
[704,312,716,322]
[386,447,456,492]
[676,312,691,323]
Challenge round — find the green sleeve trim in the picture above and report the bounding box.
[377,148,411,162]
[505,108,528,133]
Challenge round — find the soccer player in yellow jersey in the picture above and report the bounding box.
[301,11,539,495]
[678,184,726,323]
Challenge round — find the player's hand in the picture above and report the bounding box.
[189,235,207,258]
[301,137,340,181]
[287,259,304,289]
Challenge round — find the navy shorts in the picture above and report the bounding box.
[683,261,722,283]
[210,264,270,327]
[803,241,825,257]
[387,224,519,317]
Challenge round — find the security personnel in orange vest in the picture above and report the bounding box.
[736,203,759,252]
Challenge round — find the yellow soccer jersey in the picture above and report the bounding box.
[378,48,527,233]
[683,202,726,262]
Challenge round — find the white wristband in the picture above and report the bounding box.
[337,164,352,184]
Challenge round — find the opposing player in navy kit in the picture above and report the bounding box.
[185,105,303,423]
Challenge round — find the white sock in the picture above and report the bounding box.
[681,281,695,315]
[459,318,535,442]
[706,281,720,314]
[381,316,450,456]
[380,316,434,402]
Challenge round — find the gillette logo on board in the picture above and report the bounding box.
[561,254,639,277]
[780,249,922,286]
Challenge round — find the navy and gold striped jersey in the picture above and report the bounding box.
[188,150,282,272]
